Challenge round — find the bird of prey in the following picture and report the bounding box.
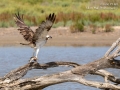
[14,13,56,62]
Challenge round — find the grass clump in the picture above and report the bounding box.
[104,24,114,32]
[70,21,84,33]
[90,24,97,34]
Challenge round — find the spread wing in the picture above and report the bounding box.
[32,13,56,44]
[14,12,34,42]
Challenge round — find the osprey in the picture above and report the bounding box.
[14,13,56,62]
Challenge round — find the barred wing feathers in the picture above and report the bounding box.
[14,13,34,42]
[32,13,56,44]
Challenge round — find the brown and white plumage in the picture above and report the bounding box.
[14,12,56,62]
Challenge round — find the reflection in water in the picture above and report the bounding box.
[0,46,119,90]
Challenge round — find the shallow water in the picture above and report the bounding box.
[0,46,120,90]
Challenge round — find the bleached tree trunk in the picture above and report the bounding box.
[1,38,120,90]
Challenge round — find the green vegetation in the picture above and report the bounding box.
[70,20,84,33]
[0,0,120,33]
[104,24,114,32]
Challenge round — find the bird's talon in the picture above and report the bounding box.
[29,57,37,62]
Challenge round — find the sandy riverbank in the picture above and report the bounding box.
[0,26,120,47]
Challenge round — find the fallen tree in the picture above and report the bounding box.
[1,38,120,90]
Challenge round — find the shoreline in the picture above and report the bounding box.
[0,26,120,47]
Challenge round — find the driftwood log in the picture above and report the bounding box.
[1,38,120,90]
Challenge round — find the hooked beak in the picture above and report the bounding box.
[46,35,52,40]
[49,36,52,39]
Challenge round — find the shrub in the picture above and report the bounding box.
[90,24,97,34]
[104,24,114,32]
[76,21,84,32]
[70,25,77,33]
[0,22,8,27]
[70,21,84,33]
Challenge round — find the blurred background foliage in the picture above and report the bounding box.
[0,0,120,33]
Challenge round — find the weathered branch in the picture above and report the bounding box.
[105,38,120,59]
[0,57,120,90]
[1,61,80,83]
[1,70,120,90]
[95,69,120,84]
[76,77,120,89]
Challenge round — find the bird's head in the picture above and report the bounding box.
[46,35,52,40]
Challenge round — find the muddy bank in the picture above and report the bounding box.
[0,26,120,47]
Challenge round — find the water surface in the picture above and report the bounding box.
[0,46,119,90]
